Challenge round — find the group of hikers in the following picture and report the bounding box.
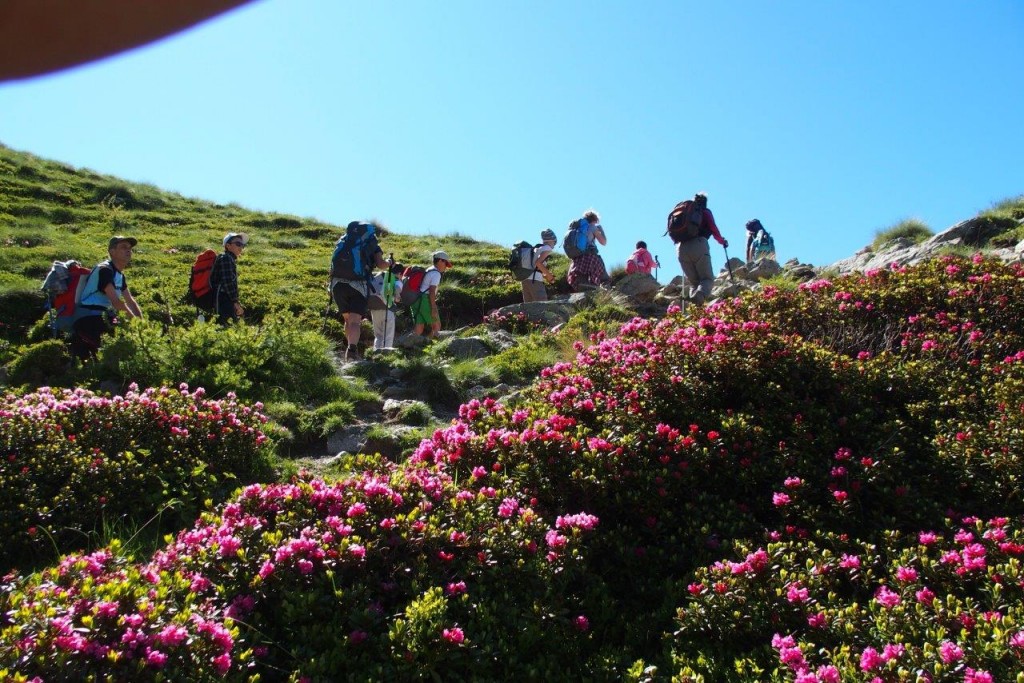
[515,193,776,305]
[45,192,775,361]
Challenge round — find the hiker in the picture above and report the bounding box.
[565,209,610,291]
[331,221,388,361]
[70,235,143,360]
[668,192,728,305]
[626,240,657,276]
[369,262,404,350]
[521,228,558,303]
[745,219,776,263]
[210,232,247,325]
[412,251,452,339]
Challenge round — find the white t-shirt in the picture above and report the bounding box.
[527,244,554,281]
[420,267,442,292]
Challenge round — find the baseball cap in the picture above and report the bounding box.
[432,250,453,265]
[108,235,138,250]
[223,232,249,247]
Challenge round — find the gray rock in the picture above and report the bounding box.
[747,259,783,281]
[493,300,577,326]
[327,425,369,456]
[613,273,662,302]
[395,333,431,350]
[438,336,492,359]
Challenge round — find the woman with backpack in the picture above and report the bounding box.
[368,262,404,350]
[745,219,776,263]
[566,209,610,291]
[522,229,558,302]
[626,240,657,276]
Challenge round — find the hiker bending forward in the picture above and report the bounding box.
[566,210,610,291]
[674,193,728,305]
[211,232,247,324]
[71,235,143,359]
[412,251,452,339]
[522,228,557,303]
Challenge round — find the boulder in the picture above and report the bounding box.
[327,425,369,456]
[613,273,662,302]
[438,336,492,359]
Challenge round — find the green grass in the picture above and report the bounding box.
[871,218,933,250]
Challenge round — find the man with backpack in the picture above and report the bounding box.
[666,192,728,305]
[70,235,143,360]
[518,228,558,303]
[331,221,387,361]
[745,219,777,263]
[411,251,452,339]
[210,232,247,325]
[565,209,610,291]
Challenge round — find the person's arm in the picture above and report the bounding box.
[122,289,143,318]
[535,250,555,282]
[594,226,607,246]
[746,234,755,262]
[704,211,728,247]
[428,285,441,333]
[102,283,141,317]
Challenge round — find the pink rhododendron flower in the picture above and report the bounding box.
[860,646,884,671]
[442,627,465,644]
[786,582,809,604]
[1009,630,1024,649]
[916,586,935,604]
[839,554,861,569]
[895,565,918,582]
[963,669,993,683]
[939,640,963,664]
[574,615,590,632]
[874,586,901,608]
[772,492,791,507]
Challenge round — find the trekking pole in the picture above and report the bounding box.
[384,253,395,349]
[723,245,735,284]
[654,255,661,282]
[321,279,333,334]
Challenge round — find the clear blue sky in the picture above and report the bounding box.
[2,1,1022,279]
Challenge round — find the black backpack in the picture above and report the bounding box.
[331,222,379,280]
[666,194,707,243]
[509,241,540,280]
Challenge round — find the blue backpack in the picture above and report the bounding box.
[331,222,379,280]
[562,218,592,260]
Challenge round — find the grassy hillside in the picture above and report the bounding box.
[0,142,564,344]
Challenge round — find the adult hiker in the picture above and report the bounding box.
[626,240,657,276]
[369,261,404,350]
[70,235,143,360]
[521,228,558,303]
[210,232,247,325]
[666,192,728,305]
[745,219,777,263]
[565,209,610,291]
[412,250,452,339]
[331,221,387,361]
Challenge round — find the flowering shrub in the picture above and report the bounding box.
[0,383,274,570]
[673,517,1024,681]
[5,255,1024,679]
[2,466,604,680]
[483,309,547,335]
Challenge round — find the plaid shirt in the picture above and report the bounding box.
[210,251,239,303]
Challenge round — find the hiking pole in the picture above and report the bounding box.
[321,279,333,334]
[384,253,395,350]
[654,255,661,282]
[723,245,735,284]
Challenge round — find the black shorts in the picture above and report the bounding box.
[332,281,369,317]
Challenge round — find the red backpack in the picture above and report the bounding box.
[399,266,427,306]
[186,249,218,311]
[46,262,93,332]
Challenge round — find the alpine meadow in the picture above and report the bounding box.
[4,141,1024,682]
